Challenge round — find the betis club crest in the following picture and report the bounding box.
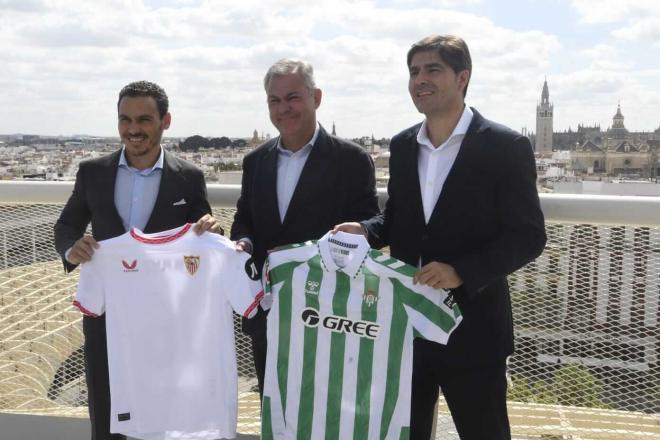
[363,289,379,307]
[183,256,200,275]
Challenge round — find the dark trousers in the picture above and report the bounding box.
[242,306,268,399]
[83,316,126,440]
[251,333,267,399]
[410,339,511,440]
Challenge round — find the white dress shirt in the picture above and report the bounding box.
[417,106,473,223]
[276,123,320,221]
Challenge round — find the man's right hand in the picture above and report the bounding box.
[332,222,367,237]
[235,239,253,254]
[67,235,99,265]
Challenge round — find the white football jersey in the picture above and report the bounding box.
[74,223,263,440]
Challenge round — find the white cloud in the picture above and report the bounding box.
[570,0,660,24]
[571,0,660,46]
[0,0,44,9]
[612,18,660,46]
[579,44,630,70]
[0,0,657,137]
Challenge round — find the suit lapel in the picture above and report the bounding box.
[256,140,282,224]
[99,150,126,232]
[282,126,332,227]
[400,127,426,225]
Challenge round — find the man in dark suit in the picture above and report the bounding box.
[231,59,379,396]
[335,36,546,439]
[54,81,221,440]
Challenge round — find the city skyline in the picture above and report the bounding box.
[1,0,660,138]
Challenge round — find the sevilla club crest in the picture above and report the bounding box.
[183,256,200,275]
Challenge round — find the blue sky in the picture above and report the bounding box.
[1,0,659,138]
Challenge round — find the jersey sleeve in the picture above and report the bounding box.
[398,280,463,345]
[224,251,264,318]
[73,259,106,317]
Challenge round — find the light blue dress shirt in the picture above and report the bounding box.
[114,147,164,231]
[276,124,320,221]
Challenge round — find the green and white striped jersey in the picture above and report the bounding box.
[261,231,462,440]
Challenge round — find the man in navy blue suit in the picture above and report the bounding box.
[336,35,546,439]
[231,59,379,398]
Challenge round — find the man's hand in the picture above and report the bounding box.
[67,235,99,265]
[332,222,367,237]
[414,262,463,290]
[235,239,253,254]
[194,214,224,235]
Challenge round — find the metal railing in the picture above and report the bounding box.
[3,180,660,226]
[0,181,659,439]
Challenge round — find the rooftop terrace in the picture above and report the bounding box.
[0,181,658,439]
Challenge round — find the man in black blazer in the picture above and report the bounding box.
[336,36,546,439]
[231,59,379,396]
[54,81,221,440]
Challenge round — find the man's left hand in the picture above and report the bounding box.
[194,214,224,235]
[414,261,463,289]
[332,222,367,237]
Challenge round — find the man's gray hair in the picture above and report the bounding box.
[264,59,316,91]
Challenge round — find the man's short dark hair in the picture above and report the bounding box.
[407,35,472,97]
[118,81,169,118]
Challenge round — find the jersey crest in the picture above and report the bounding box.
[362,289,379,307]
[183,255,200,275]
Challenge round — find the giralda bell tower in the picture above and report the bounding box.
[535,78,553,156]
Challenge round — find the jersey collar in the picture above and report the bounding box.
[317,231,370,278]
[130,223,192,244]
